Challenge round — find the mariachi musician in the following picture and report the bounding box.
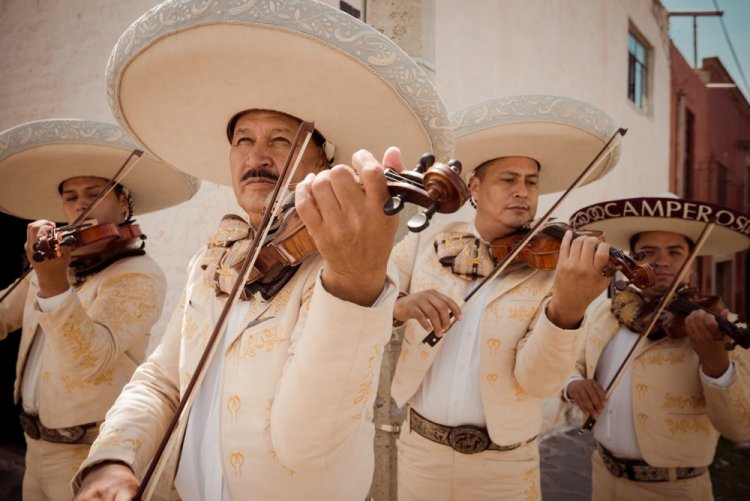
[564,193,750,501]
[0,118,199,501]
[390,95,624,500]
[73,1,457,500]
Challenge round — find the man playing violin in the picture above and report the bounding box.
[564,193,750,501]
[389,95,621,500]
[72,2,455,500]
[0,119,199,501]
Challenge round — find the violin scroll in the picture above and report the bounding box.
[383,153,469,233]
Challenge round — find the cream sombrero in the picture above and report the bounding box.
[570,194,750,256]
[105,0,453,186]
[451,95,621,194]
[0,119,200,221]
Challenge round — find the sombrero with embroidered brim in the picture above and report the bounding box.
[569,194,750,256]
[450,95,621,194]
[105,0,453,186]
[0,119,200,221]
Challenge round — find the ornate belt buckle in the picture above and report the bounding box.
[39,424,86,444]
[19,413,40,440]
[447,425,490,454]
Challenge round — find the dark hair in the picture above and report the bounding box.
[629,232,696,253]
[226,109,327,151]
[472,157,541,181]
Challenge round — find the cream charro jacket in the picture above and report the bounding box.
[574,297,750,467]
[390,221,587,445]
[0,254,166,429]
[75,246,397,500]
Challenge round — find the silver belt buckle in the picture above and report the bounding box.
[447,425,490,454]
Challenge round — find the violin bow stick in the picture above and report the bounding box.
[70,149,144,227]
[135,121,315,501]
[579,221,716,432]
[423,128,628,346]
[0,150,145,304]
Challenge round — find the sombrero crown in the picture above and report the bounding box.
[0,119,200,221]
[451,95,621,194]
[106,0,454,185]
[570,193,750,256]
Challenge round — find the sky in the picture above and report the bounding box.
[662,0,750,100]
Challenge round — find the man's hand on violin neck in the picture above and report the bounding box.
[296,147,402,306]
[393,289,462,335]
[546,231,611,329]
[686,309,731,378]
[25,220,71,298]
[566,379,606,418]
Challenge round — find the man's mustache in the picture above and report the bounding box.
[241,168,279,183]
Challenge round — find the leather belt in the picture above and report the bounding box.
[596,443,707,482]
[20,411,97,444]
[409,408,535,454]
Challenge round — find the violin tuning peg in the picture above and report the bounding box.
[32,251,46,263]
[416,153,435,174]
[447,159,463,174]
[614,280,628,291]
[383,194,405,216]
[61,235,77,247]
[407,202,438,233]
[725,340,737,351]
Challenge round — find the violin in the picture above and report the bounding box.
[229,153,470,295]
[633,286,749,350]
[489,222,656,290]
[31,221,145,262]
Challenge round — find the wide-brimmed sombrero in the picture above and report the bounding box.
[105,0,453,186]
[570,194,750,256]
[450,95,621,194]
[0,119,200,221]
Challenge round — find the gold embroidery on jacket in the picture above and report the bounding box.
[352,346,380,420]
[523,466,540,501]
[665,416,711,434]
[637,412,648,424]
[512,379,527,398]
[486,338,501,354]
[663,392,705,410]
[61,309,97,369]
[94,427,142,454]
[644,352,685,366]
[229,452,245,476]
[635,383,648,397]
[61,368,114,392]
[509,305,536,322]
[486,372,498,384]
[227,395,241,420]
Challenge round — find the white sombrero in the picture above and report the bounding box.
[570,194,750,256]
[451,95,621,193]
[0,119,200,221]
[106,0,454,186]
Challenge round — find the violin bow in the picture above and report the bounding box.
[0,150,144,304]
[135,121,315,501]
[579,221,716,432]
[422,128,627,346]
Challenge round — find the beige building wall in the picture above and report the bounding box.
[426,0,671,225]
[0,0,671,337]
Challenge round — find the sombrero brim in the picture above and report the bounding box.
[451,96,621,194]
[106,0,454,186]
[570,197,750,256]
[0,119,200,221]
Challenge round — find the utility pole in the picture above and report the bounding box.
[668,10,724,68]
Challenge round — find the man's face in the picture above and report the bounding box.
[633,231,692,298]
[469,156,539,239]
[60,176,127,226]
[229,110,327,226]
